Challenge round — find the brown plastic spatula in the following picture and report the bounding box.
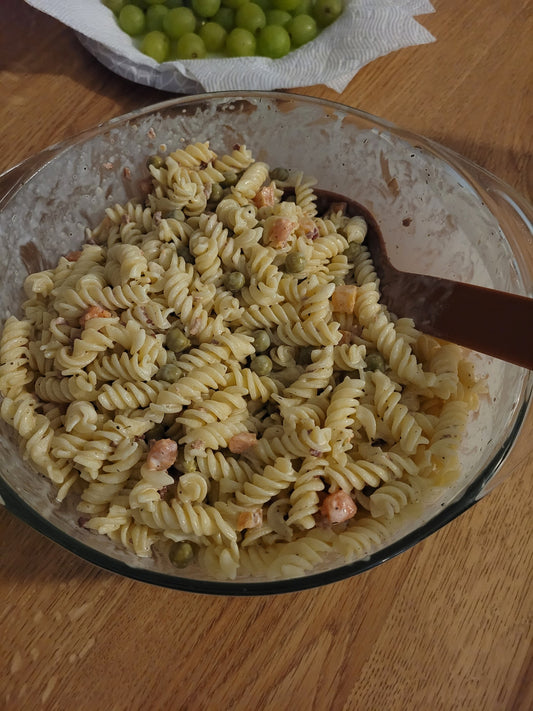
[316,190,533,370]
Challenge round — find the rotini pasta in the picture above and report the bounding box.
[0,140,483,581]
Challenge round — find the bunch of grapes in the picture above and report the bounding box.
[102,0,344,61]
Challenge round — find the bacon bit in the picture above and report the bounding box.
[147,127,156,139]
[103,161,114,170]
[320,491,357,524]
[309,449,323,457]
[187,439,206,456]
[123,167,132,179]
[332,284,358,314]
[228,432,257,453]
[232,143,241,150]
[299,216,319,240]
[146,438,177,471]
[252,185,276,208]
[237,509,263,531]
[65,250,82,262]
[78,516,90,528]
[79,305,112,327]
[121,214,131,225]
[158,485,170,500]
[339,329,352,345]
[265,217,296,249]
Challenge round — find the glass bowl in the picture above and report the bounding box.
[0,92,531,595]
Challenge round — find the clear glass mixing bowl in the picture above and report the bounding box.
[0,92,531,594]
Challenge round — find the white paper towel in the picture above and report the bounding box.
[24,0,435,94]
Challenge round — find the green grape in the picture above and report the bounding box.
[141,30,170,61]
[199,21,227,52]
[145,3,169,30]
[286,13,317,46]
[103,0,126,15]
[271,0,301,11]
[192,0,221,18]
[118,4,146,35]
[236,3,266,34]
[292,0,312,13]
[212,7,235,31]
[222,0,248,10]
[257,24,291,57]
[163,6,196,38]
[265,9,291,26]
[252,0,270,11]
[195,17,207,32]
[174,31,208,57]
[312,0,343,27]
[225,27,256,55]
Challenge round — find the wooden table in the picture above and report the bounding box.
[1,1,531,709]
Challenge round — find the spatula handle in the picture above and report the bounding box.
[385,274,533,369]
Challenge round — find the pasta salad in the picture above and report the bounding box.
[0,141,484,580]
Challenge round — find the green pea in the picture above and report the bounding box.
[224,271,246,292]
[285,252,306,274]
[166,327,190,353]
[269,167,289,182]
[253,330,271,353]
[147,154,164,170]
[250,354,272,376]
[156,363,183,382]
[222,171,238,187]
[164,208,185,221]
[176,244,194,263]
[209,182,224,203]
[366,352,386,372]
[343,242,359,261]
[169,541,195,568]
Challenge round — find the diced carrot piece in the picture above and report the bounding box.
[228,432,257,453]
[320,491,357,523]
[332,285,358,313]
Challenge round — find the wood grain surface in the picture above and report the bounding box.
[0,1,531,710]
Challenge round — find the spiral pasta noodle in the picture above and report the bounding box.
[0,139,483,581]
